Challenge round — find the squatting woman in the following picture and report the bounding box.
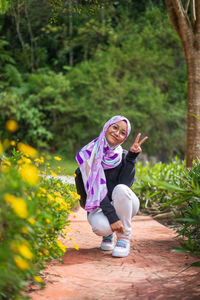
[75,116,148,257]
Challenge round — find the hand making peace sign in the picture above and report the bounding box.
[130,133,148,153]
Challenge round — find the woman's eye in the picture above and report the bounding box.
[113,125,118,130]
[121,132,126,136]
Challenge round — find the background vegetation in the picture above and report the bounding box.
[0,0,187,161]
[0,3,199,299]
[133,158,200,261]
[0,128,80,299]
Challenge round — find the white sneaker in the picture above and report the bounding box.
[112,240,130,257]
[100,235,114,251]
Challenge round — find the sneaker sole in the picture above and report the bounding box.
[100,244,114,251]
[112,249,130,257]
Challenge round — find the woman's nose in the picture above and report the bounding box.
[114,130,119,136]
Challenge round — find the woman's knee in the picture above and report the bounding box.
[112,184,140,212]
[88,213,112,237]
[112,184,134,201]
[92,224,112,237]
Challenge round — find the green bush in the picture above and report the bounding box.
[134,159,200,257]
[0,144,79,299]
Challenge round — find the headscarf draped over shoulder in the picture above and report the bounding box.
[76,115,131,212]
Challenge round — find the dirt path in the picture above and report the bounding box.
[29,208,200,300]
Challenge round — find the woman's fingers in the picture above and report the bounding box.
[134,133,141,144]
[132,134,148,148]
[138,136,148,146]
[111,220,124,233]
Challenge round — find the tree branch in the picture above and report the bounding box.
[166,0,193,43]
[12,2,25,50]
[190,0,196,26]
[165,0,180,35]
[195,0,200,32]
[185,0,190,12]
[24,1,35,72]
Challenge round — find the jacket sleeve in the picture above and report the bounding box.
[118,150,139,187]
[100,195,120,225]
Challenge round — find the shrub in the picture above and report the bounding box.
[0,142,79,299]
[133,158,200,258]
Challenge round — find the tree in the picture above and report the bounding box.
[165,0,200,167]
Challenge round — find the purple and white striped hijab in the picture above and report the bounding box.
[76,116,131,212]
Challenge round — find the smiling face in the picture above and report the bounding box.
[105,120,127,146]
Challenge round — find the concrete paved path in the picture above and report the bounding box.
[30,208,200,300]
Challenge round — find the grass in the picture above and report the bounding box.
[38,152,78,176]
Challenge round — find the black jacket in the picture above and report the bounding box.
[75,150,138,224]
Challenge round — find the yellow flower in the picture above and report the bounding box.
[3,160,11,166]
[0,141,3,157]
[57,166,61,169]
[17,159,23,165]
[54,191,60,196]
[73,242,79,251]
[19,164,39,185]
[57,240,66,252]
[34,275,43,283]
[4,194,28,219]
[43,249,49,255]
[21,157,31,164]
[17,142,38,158]
[56,183,60,187]
[62,230,68,239]
[28,218,36,225]
[47,194,54,201]
[54,156,62,161]
[73,173,77,178]
[21,226,29,234]
[10,140,16,146]
[46,218,51,223]
[39,187,47,194]
[6,120,18,132]
[18,243,33,260]
[14,256,29,270]
[45,234,49,237]
[50,170,57,177]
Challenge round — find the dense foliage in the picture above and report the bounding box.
[0,137,79,299]
[0,1,186,161]
[134,159,200,259]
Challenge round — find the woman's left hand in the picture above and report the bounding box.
[130,133,148,153]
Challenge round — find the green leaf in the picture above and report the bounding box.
[190,261,200,267]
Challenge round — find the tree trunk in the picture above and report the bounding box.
[186,52,200,167]
[165,0,200,167]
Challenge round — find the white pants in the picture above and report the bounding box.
[87,184,140,242]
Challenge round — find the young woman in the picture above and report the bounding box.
[75,116,148,257]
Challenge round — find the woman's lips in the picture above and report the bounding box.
[111,134,118,141]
